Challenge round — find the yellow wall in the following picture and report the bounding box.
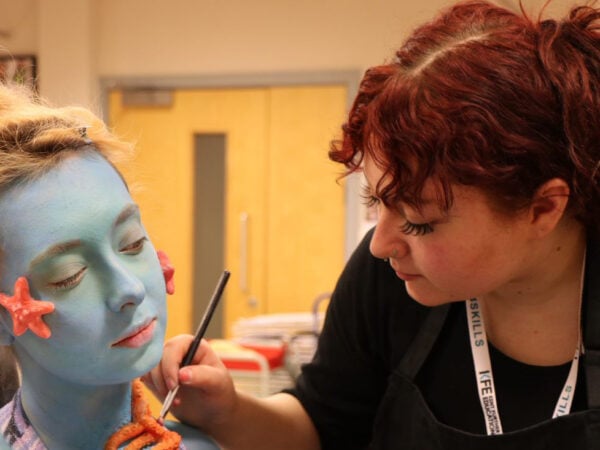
[109,85,347,338]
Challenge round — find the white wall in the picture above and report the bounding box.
[0,0,37,54]
[0,0,580,107]
[38,0,97,107]
[95,0,451,76]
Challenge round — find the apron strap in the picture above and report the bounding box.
[396,303,451,379]
[584,237,600,409]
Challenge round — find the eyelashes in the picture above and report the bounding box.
[49,266,87,290]
[120,237,147,255]
[360,185,379,209]
[400,221,433,236]
[361,185,434,236]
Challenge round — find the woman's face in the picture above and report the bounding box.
[0,151,167,385]
[364,154,534,306]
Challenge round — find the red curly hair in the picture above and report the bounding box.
[331,0,600,234]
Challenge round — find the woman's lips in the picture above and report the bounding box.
[389,262,420,281]
[395,271,420,281]
[112,319,157,348]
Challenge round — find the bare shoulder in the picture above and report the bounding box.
[165,420,220,450]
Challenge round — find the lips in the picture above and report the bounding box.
[389,262,420,281]
[394,271,420,281]
[112,319,157,348]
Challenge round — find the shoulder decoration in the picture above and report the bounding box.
[105,379,182,450]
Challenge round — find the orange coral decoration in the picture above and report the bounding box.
[157,250,175,295]
[105,379,182,450]
[0,276,55,339]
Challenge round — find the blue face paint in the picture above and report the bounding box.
[0,150,167,385]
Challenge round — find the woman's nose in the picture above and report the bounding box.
[369,208,407,260]
[104,259,146,312]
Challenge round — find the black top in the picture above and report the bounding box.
[289,228,589,450]
[416,300,586,434]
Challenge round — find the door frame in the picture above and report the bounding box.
[99,70,363,259]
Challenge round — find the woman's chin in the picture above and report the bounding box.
[405,285,465,308]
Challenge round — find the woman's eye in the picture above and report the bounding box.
[49,267,87,290]
[400,220,434,236]
[362,195,380,208]
[120,237,147,255]
[360,186,380,208]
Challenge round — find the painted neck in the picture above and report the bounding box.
[15,346,132,450]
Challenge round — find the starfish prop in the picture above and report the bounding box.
[105,379,182,450]
[157,250,175,295]
[0,277,55,339]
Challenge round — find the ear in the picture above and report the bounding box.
[528,178,570,236]
[157,250,175,295]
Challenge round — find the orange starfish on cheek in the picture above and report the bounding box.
[0,277,55,339]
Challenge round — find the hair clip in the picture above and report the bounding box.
[0,277,55,339]
[79,126,92,145]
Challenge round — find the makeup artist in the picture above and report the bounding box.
[144,1,600,448]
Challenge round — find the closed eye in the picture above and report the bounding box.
[120,237,147,255]
[49,266,87,290]
[360,185,380,208]
[400,221,433,236]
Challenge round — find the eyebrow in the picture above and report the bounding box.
[114,204,140,226]
[29,240,82,269]
[29,204,141,269]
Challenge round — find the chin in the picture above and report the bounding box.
[405,283,465,307]
[135,340,164,372]
[112,340,164,383]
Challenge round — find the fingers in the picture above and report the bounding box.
[142,335,225,397]
[160,334,195,389]
[171,340,228,392]
[141,336,238,428]
[178,363,228,391]
[141,333,193,397]
[192,339,227,368]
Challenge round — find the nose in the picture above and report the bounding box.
[369,207,408,260]
[104,258,146,312]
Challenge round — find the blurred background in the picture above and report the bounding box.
[0,0,580,343]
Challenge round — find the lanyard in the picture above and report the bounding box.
[466,298,581,435]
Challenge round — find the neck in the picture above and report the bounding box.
[480,226,587,366]
[15,347,132,450]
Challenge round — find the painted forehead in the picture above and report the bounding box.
[0,150,125,202]
[0,151,132,271]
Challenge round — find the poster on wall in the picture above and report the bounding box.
[0,54,37,90]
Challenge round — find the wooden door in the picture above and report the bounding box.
[265,86,346,314]
[108,85,346,339]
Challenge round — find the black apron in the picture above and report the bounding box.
[370,239,600,449]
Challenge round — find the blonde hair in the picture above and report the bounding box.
[0,83,132,187]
